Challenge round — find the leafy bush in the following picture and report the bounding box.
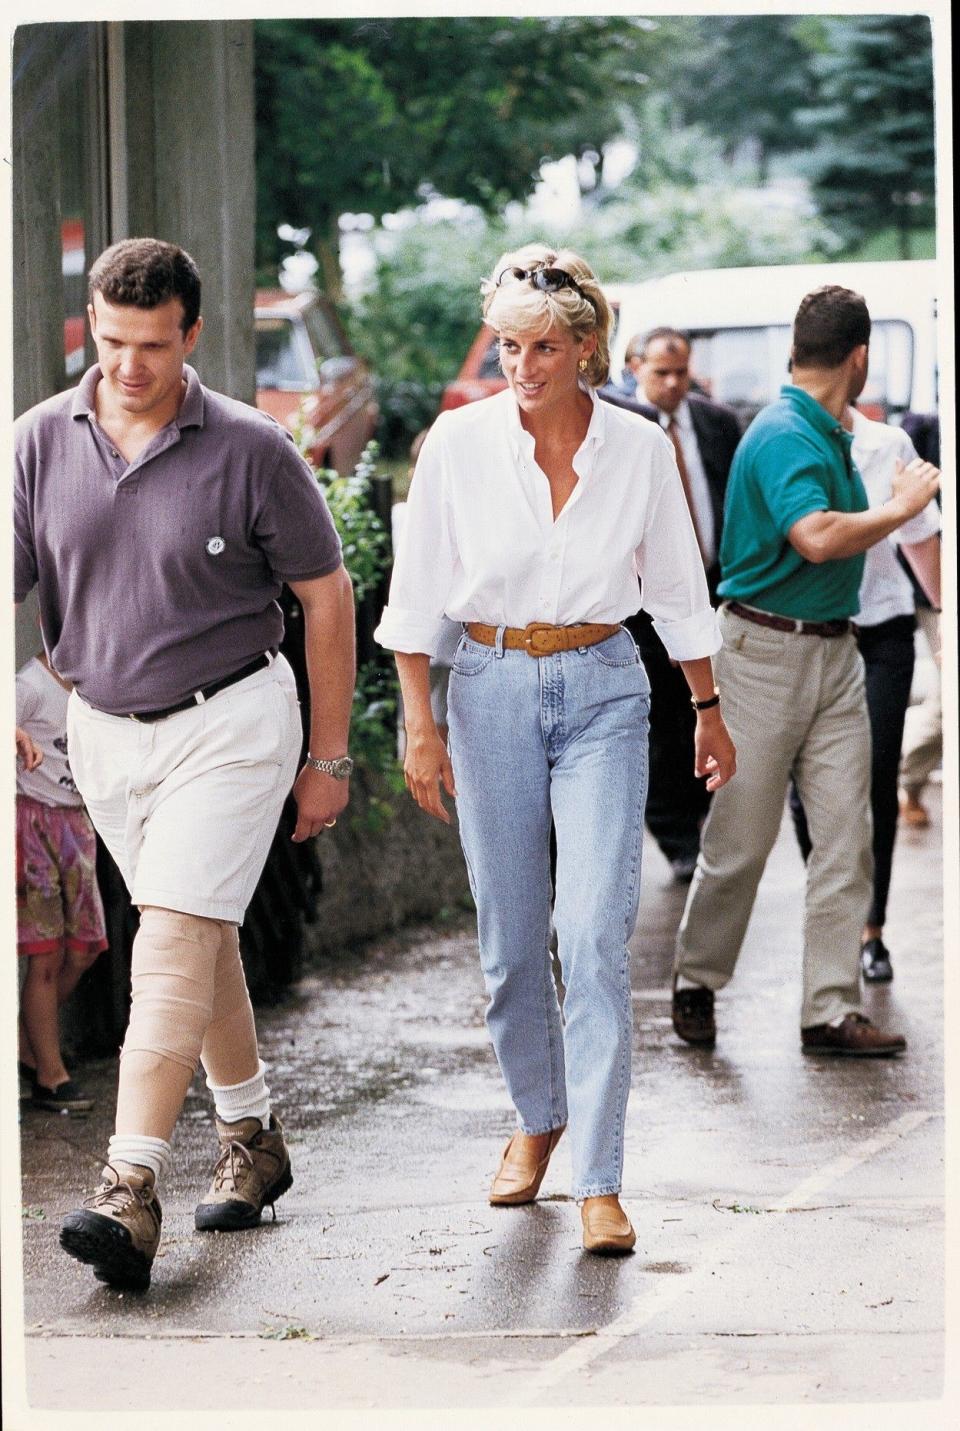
[296,438,402,790]
[311,441,390,603]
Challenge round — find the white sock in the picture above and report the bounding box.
[206,1059,271,1126]
[675,974,706,991]
[106,1134,172,1185]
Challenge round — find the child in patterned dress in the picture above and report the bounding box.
[16,652,109,1112]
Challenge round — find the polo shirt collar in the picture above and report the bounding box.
[780,383,851,446]
[70,362,205,429]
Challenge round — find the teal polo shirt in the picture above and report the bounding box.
[717,385,868,620]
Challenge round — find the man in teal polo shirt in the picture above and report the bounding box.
[672,285,939,1056]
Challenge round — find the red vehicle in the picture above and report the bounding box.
[438,324,505,411]
[255,289,378,473]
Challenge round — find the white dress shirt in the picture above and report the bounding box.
[654,399,717,566]
[851,410,940,628]
[374,387,720,662]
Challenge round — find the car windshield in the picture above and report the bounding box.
[255,316,313,388]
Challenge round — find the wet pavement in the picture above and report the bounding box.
[13,785,948,1420]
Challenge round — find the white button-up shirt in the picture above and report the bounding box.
[654,398,717,566]
[851,409,940,627]
[374,387,720,662]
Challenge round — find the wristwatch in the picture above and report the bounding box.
[306,753,354,779]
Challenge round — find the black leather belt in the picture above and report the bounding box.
[726,601,851,638]
[122,652,274,723]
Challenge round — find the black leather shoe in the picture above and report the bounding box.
[672,981,716,1045]
[860,937,893,983]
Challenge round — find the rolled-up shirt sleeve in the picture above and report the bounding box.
[374,421,459,656]
[635,440,721,661]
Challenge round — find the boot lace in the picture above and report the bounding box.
[84,1164,158,1221]
[211,1139,256,1194]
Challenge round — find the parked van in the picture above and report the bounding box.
[607,259,937,424]
[441,260,937,425]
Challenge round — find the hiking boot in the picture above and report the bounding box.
[59,1165,161,1291]
[194,1114,293,1231]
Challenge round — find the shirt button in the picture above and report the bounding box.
[111,449,120,458]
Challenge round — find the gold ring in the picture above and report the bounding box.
[323,819,337,828]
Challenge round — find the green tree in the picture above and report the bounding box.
[254,16,667,291]
[661,16,823,181]
[795,15,936,258]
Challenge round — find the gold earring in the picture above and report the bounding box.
[578,357,588,372]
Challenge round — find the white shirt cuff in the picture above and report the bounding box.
[651,607,722,662]
[897,504,941,546]
[374,605,449,657]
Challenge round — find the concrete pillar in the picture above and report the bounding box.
[11,27,75,665]
[119,21,256,402]
[11,27,70,418]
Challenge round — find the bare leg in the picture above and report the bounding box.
[20,950,70,1089]
[56,945,102,1004]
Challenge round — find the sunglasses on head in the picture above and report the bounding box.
[495,264,587,300]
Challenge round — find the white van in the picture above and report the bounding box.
[606,259,937,424]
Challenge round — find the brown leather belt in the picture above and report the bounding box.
[727,600,851,638]
[465,621,621,657]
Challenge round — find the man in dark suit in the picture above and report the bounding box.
[605,328,741,881]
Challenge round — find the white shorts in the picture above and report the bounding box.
[66,655,303,924]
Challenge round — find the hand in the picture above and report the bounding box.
[694,711,737,791]
[404,727,457,824]
[290,765,350,842]
[891,457,940,520]
[15,727,42,771]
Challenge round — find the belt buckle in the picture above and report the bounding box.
[128,713,142,722]
[523,621,555,656]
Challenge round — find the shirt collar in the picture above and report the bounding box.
[658,398,691,431]
[70,362,205,429]
[505,381,606,454]
[780,383,851,447]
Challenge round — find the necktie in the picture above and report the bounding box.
[666,416,707,566]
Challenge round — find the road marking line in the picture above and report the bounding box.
[516,1108,936,1398]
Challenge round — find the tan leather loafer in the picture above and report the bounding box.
[581,1195,636,1255]
[489,1125,565,1205]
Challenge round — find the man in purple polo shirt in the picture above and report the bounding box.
[14,238,356,1292]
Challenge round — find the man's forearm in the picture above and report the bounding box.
[298,568,357,757]
[788,502,912,563]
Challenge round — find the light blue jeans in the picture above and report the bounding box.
[447,626,650,1199]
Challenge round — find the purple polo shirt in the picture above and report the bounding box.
[14,364,343,714]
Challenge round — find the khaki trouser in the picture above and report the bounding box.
[900,606,942,797]
[676,606,872,1029]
